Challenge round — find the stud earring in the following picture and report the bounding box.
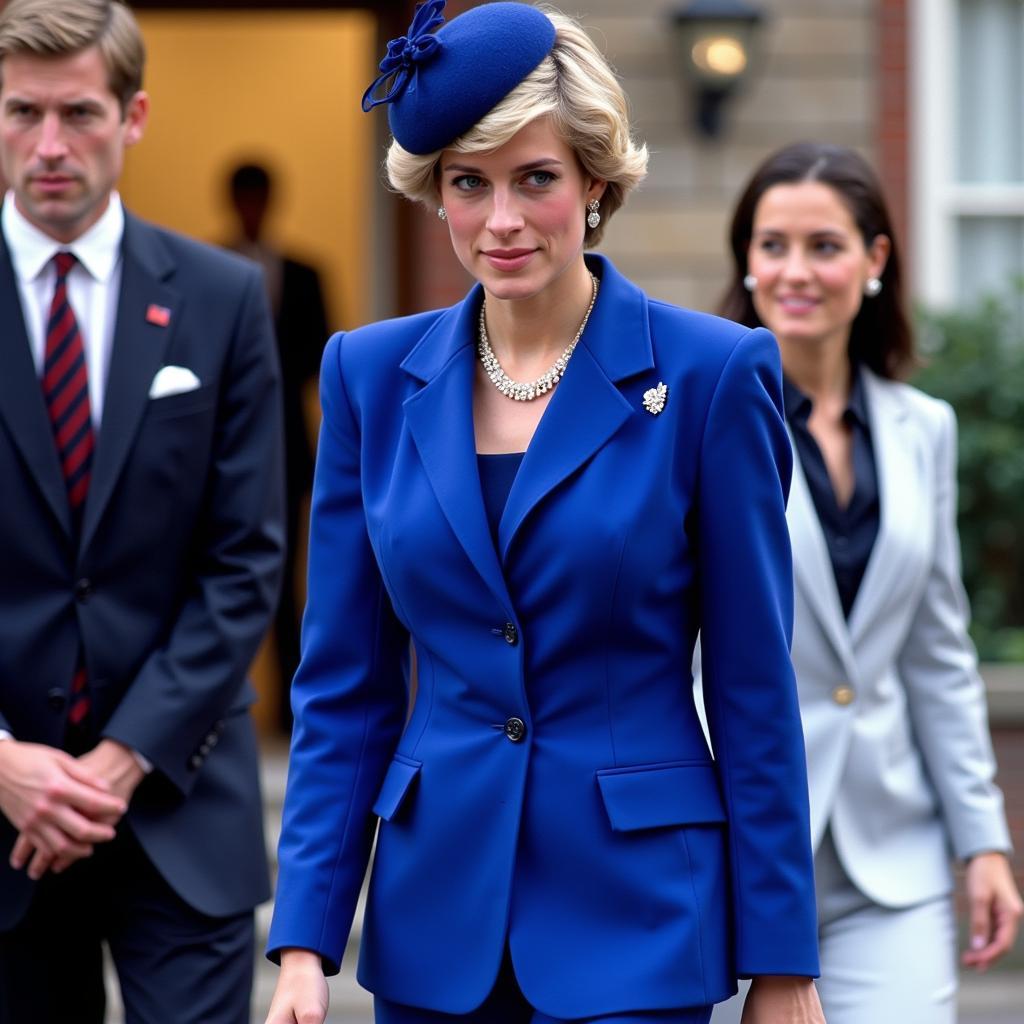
[864,277,882,297]
[587,199,601,229]
[743,273,758,292]
[437,206,447,222]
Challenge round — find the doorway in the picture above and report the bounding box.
[119,9,377,732]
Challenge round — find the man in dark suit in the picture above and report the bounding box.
[226,162,329,728]
[0,2,284,1022]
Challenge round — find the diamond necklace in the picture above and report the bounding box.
[477,272,599,402]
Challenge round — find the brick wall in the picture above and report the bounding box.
[956,714,1024,966]
[991,726,1024,894]
[591,0,878,311]
[979,669,1024,910]
[877,0,910,282]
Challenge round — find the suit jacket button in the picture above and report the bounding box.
[832,685,855,706]
[47,688,67,711]
[503,623,518,646]
[74,578,93,603]
[188,754,203,770]
[504,717,527,742]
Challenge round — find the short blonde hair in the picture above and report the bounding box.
[0,0,145,112]
[386,7,647,246]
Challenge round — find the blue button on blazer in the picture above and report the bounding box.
[268,255,819,1018]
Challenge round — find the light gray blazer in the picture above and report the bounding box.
[698,368,1011,908]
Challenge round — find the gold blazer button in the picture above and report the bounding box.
[832,684,855,706]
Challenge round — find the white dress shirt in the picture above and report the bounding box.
[2,190,124,427]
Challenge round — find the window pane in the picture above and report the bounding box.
[957,216,1024,318]
[957,0,1024,183]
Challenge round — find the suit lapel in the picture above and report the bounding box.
[848,370,918,646]
[498,344,633,561]
[498,256,651,562]
[0,232,72,537]
[402,295,513,611]
[401,256,651,603]
[787,442,859,680]
[80,214,180,554]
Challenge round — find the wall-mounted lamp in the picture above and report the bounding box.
[669,0,765,138]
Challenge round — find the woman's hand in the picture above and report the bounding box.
[962,851,1023,971]
[264,949,330,1024]
[740,976,825,1024]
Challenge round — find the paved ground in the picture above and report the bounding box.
[107,954,1023,1023]
[247,961,1021,1024]
[104,749,1023,1023]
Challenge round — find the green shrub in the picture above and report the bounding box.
[913,282,1024,661]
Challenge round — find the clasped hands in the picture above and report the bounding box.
[0,738,144,880]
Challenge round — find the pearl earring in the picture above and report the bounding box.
[743,273,758,292]
[587,199,601,229]
[864,277,882,297]
[437,207,447,222]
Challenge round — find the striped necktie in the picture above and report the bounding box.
[42,251,93,730]
[43,251,94,525]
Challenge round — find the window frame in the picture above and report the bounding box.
[910,0,1024,309]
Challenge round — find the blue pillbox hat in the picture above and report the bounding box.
[362,1,557,155]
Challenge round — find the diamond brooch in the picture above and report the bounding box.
[642,382,668,416]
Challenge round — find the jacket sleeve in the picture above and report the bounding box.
[697,326,820,978]
[101,267,285,793]
[266,331,409,974]
[896,401,1011,860]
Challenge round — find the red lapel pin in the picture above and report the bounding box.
[146,304,171,327]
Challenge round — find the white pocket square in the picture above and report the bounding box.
[149,365,201,399]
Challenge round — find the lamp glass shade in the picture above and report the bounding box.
[673,18,758,88]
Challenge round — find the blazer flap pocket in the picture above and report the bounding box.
[372,755,422,822]
[596,760,725,832]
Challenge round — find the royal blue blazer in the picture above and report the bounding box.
[268,255,819,1017]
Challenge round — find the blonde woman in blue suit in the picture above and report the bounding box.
[264,5,825,1024]
[709,142,1022,1024]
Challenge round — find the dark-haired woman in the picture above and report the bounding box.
[710,141,1021,1023]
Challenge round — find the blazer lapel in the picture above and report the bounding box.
[401,256,651,601]
[80,214,180,554]
[788,444,859,680]
[401,294,513,612]
[497,256,651,561]
[848,370,919,646]
[0,233,72,537]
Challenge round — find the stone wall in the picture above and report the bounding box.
[582,0,878,311]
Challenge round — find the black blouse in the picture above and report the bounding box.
[783,369,880,619]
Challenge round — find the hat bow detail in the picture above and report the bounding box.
[361,0,446,112]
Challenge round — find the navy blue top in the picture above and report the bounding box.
[783,369,879,619]
[477,452,525,548]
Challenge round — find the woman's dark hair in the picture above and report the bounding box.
[719,141,915,380]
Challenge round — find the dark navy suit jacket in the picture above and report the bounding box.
[268,255,818,1016]
[0,209,284,928]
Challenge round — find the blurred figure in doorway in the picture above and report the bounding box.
[226,162,330,729]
